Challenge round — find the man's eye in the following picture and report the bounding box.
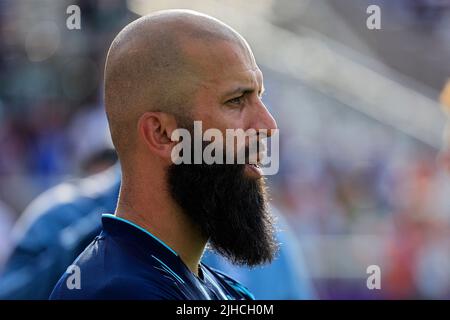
[227,95,244,105]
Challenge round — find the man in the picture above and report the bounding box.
[0,165,120,299]
[50,9,278,300]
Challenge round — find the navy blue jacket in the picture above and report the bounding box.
[50,214,253,300]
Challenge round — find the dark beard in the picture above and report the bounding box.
[167,158,278,267]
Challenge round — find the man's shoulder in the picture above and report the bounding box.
[49,234,184,300]
[0,169,120,300]
[50,272,183,300]
[50,233,184,300]
[12,167,120,248]
[21,168,119,224]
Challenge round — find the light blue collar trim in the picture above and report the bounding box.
[102,213,178,256]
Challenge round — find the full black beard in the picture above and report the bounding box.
[168,161,278,267]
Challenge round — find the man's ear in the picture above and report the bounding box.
[138,112,178,160]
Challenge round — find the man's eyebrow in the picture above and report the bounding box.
[223,85,265,99]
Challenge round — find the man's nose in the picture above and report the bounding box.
[252,101,278,138]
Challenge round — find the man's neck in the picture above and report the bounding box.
[115,191,207,276]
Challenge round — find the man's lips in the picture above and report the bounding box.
[245,163,263,178]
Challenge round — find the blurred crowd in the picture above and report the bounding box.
[1,0,450,299]
[273,130,450,298]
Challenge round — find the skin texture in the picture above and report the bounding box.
[104,9,277,275]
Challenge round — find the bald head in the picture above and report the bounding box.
[104,9,252,159]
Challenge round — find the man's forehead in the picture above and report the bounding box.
[183,36,256,71]
[179,35,263,97]
[198,66,264,98]
[222,67,263,90]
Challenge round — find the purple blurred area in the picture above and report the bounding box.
[1,0,450,299]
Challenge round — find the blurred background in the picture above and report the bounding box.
[1,0,450,299]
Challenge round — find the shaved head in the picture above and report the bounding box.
[104,9,251,159]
